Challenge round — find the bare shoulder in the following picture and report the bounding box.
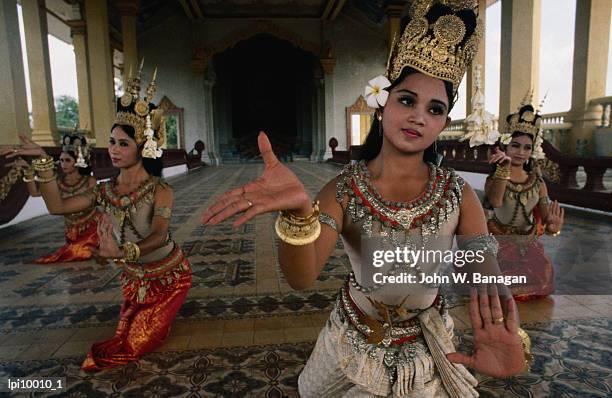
[316,175,346,212]
[154,180,174,202]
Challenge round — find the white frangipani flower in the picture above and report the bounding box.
[500,133,512,145]
[364,75,391,108]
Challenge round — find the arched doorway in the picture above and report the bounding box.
[212,34,318,161]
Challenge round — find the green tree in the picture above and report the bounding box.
[55,95,79,128]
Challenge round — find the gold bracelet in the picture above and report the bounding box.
[545,229,560,237]
[493,164,511,180]
[121,241,141,262]
[517,327,533,372]
[32,155,55,172]
[34,173,58,184]
[275,201,321,245]
[22,176,35,183]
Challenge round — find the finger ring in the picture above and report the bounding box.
[493,316,505,325]
[246,199,253,207]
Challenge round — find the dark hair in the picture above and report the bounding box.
[111,123,163,177]
[359,67,454,162]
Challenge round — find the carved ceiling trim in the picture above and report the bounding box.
[194,21,321,62]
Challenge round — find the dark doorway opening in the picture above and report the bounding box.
[213,34,316,160]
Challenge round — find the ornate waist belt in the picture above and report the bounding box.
[122,243,187,281]
[339,282,443,347]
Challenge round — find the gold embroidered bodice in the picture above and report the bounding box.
[91,176,174,263]
[335,161,464,318]
[490,170,542,232]
[58,175,96,227]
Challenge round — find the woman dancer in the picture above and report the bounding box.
[202,1,530,396]
[12,134,101,263]
[485,100,564,301]
[3,67,192,371]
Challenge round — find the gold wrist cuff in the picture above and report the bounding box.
[493,164,511,180]
[121,241,141,262]
[517,327,533,372]
[545,229,560,237]
[275,201,321,245]
[32,155,55,172]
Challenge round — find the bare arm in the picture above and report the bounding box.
[278,177,345,290]
[485,147,511,208]
[484,176,508,208]
[135,183,174,256]
[36,167,95,214]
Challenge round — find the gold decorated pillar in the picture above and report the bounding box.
[498,0,541,121]
[66,18,93,134]
[385,4,404,54]
[466,0,486,115]
[0,0,29,144]
[567,0,612,155]
[21,0,56,145]
[116,0,139,75]
[84,0,115,146]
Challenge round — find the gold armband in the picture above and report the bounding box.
[275,201,321,246]
[34,173,58,184]
[517,327,533,372]
[493,164,511,180]
[121,241,141,262]
[154,206,172,219]
[32,155,55,172]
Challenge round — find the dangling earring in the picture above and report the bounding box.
[434,140,443,166]
[377,114,383,136]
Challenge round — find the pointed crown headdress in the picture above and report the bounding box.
[115,59,166,159]
[61,129,91,168]
[500,89,548,159]
[386,0,483,95]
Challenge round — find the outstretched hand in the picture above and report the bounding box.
[201,132,311,228]
[92,215,123,260]
[545,200,564,233]
[488,147,511,167]
[446,287,526,378]
[0,134,46,158]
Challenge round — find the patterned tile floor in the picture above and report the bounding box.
[0,163,611,397]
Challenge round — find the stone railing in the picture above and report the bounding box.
[437,139,612,212]
[326,137,612,212]
[591,96,612,128]
[0,142,204,225]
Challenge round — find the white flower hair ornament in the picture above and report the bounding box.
[364,75,391,108]
[500,133,512,145]
[531,134,545,160]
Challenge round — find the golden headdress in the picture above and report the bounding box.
[61,130,91,168]
[115,59,166,159]
[387,0,482,94]
[364,0,482,108]
[499,89,547,159]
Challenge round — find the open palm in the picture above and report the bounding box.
[201,132,311,227]
[447,288,526,378]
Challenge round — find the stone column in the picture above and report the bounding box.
[66,19,93,134]
[499,0,541,121]
[0,0,29,144]
[321,58,336,159]
[84,0,115,146]
[567,0,612,155]
[21,0,56,145]
[116,0,139,76]
[385,4,404,54]
[466,0,486,115]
